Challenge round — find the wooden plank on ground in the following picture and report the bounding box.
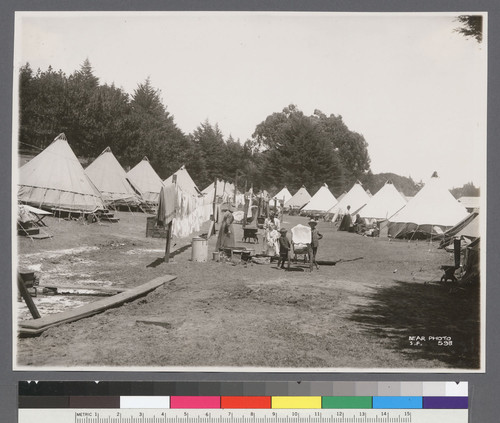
[39,283,128,294]
[136,317,173,328]
[18,275,177,334]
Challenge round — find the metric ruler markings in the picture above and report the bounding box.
[19,409,468,423]
[72,413,413,423]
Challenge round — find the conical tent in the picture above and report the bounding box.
[336,192,347,202]
[359,181,407,220]
[272,187,292,204]
[164,165,200,196]
[86,147,143,207]
[328,183,371,215]
[285,186,311,209]
[455,213,480,239]
[302,184,337,213]
[18,133,105,213]
[126,157,164,204]
[388,172,469,238]
[202,179,235,202]
[442,211,480,245]
[458,196,480,211]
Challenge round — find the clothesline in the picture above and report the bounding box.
[156,184,213,239]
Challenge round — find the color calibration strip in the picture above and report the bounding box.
[19,381,468,410]
[18,395,468,409]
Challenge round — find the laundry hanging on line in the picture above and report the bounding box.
[156,184,213,238]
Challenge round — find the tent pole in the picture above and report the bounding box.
[213,178,218,219]
[17,272,41,319]
[243,195,249,229]
[281,195,285,222]
[234,174,238,205]
[164,174,177,263]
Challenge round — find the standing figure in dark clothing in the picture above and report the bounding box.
[338,205,353,231]
[216,204,235,250]
[308,219,323,270]
[277,228,291,269]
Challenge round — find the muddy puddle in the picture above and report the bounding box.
[16,294,95,321]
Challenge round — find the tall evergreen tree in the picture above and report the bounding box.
[127,77,188,178]
[65,59,101,155]
[19,64,69,150]
[190,120,227,188]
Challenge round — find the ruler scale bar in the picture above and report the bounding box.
[18,409,468,423]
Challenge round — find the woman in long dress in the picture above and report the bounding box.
[216,205,235,250]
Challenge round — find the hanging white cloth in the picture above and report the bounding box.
[171,186,211,238]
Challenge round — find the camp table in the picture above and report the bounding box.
[22,205,52,226]
[242,228,259,243]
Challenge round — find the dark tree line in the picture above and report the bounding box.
[19,60,373,195]
[455,15,483,43]
[450,182,480,199]
[360,172,420,198]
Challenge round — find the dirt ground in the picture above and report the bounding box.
[16,211,480,370]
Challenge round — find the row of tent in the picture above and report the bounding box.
[18,133,479,240]
[18,133,242,214]
[271,173,478,239]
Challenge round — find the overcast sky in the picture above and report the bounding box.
[14,12,487,190]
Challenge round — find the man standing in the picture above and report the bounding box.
[308,219,323,271]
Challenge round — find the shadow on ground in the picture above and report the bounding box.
[146,244,193,268]
[349,280,480,369]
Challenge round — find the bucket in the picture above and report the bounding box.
[191,237,208,262]
[212,251,220,262]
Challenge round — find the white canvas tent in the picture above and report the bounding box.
[202,179,242,205]
[272,187,292,204]
[388,172,469,238]
[328,182,371,216]
[458,196,480,212]
[455,213,480,239]
[126,157,164,205]
[301,184,337,213]
[284,186,311,209]
[336,192,347,202]
[164,165,200,196]
[85,147,143,207]
[202,179,234,197]
[18,133,105,213]
[358,181,407,220]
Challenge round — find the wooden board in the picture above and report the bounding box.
[18,275,177,336]
[135,317,173,328]
[29,233,53,239]
[39,284,128,294]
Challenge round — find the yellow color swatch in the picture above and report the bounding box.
[272,396,322,409]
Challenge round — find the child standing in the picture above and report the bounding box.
[277,228,291,269]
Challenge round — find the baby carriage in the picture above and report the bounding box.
[290,224,311,263]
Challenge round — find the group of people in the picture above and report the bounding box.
[337,205,379,237]
[276,219,323,271]
[215,204,323,271]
